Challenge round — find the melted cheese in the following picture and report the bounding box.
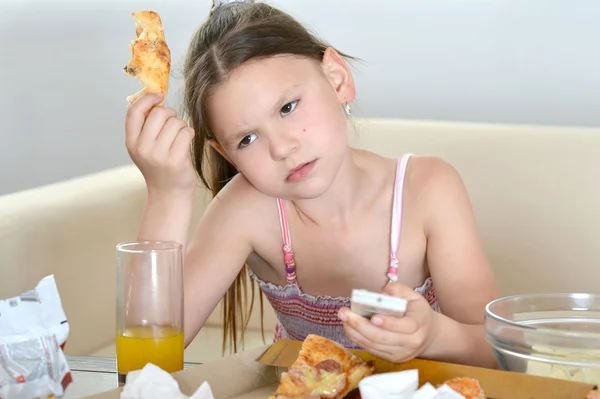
[300,367,346,398]
[310,372,346,397]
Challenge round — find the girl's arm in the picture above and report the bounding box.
[137,191,196,251]
[420,157,500,368]
[180,178,263,347]
[137,177,258,348]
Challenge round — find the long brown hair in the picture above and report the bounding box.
[181,0,353,354]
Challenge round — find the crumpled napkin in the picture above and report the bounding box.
[358,369,466,399]
[120,363,215,399]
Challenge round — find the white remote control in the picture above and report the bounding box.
[350,289,408,319]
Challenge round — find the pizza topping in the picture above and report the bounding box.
[308,370,347,398]
[286,365,312,385]
[277,364,347,398]
[124,65,140,76]
[315,359,342,373]
[441,377,486,399]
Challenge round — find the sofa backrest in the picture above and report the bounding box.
[351,118,600,296]
[0,166,148,354]
[2,118,598,354]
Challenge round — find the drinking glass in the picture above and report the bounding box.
[115,241,184,386]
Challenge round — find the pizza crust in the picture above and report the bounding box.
[124,10,171,106]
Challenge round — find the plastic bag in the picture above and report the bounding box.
[0,275,73,398]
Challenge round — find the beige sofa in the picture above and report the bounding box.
[1,118,599,363]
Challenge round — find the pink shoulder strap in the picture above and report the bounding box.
[388,154,413,282]
[277,154,413,284]
[276,198,297,284]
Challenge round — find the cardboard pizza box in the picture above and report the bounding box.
[86,339,597,399]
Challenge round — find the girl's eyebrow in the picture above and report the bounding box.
[226,83,303,147]
[226,128,254,148]
[270,83,301,115]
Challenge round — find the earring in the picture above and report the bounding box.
[343,102,352,115]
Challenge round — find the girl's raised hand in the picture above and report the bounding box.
[125,93,197,197]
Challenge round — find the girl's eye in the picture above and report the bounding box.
[280,100,298,116]
[239,133,257,148]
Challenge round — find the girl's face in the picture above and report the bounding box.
[207,50,356,200]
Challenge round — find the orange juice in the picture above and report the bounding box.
[116,324,184,385]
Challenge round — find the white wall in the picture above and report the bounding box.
[1,0,598,195]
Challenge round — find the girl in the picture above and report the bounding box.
[125,0,500,368]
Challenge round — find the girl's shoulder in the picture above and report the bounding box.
[404,155,474,227]
[352,150,467,205]
[405,155,464,191]
[358,150,462,187]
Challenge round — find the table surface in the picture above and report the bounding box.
[64,356,201,398]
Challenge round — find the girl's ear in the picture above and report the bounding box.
[322,47,356,106]
[208,140,237,168]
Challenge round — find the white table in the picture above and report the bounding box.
[64,356,201,398]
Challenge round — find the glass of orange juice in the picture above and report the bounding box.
[115,241,184,386]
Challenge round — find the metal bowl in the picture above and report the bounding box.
[484,293,600,385]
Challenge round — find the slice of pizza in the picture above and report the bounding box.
[124,10,171,106]
[587,390,600,399]
[269,334,375,399]
[441,377,486,399]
